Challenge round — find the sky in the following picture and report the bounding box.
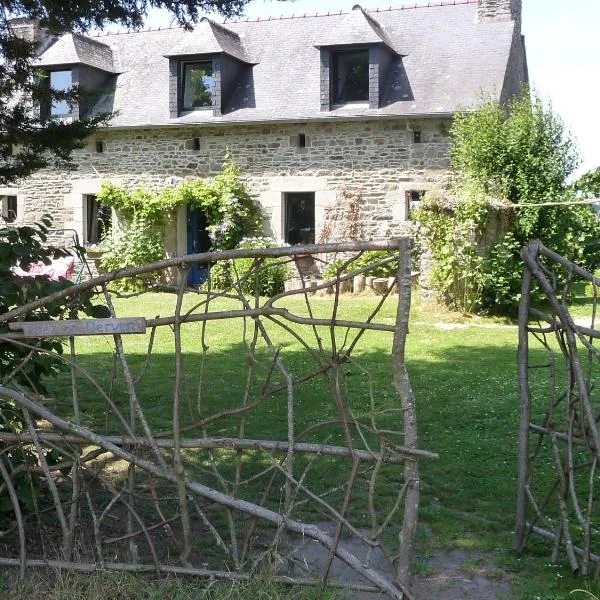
[132,0,600,176]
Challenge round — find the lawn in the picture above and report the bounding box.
[2,288,599,599]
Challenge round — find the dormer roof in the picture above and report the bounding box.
[163,18,254,64]
[36,33,117,73]
[314,5,401,55]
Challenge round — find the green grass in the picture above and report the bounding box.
[1,570,340,600]
[3,289,600,598]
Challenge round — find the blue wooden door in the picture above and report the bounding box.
[186,206,210,285]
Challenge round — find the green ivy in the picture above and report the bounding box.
[99,214,165,292]
[414,187,489,313]
[96,155,263,289]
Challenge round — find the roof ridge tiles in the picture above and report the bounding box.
[89,0,477,36]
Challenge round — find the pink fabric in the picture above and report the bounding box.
[12,256,75,281]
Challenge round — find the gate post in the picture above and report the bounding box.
[392,238,419,590]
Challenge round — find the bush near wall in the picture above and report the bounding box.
[416,92,600,315]
[210,237,290,297]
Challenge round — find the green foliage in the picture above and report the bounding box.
[450,93,579,206]
[99,214,165,292]
[97,156,262,289]
[418,91,600,314]
[414,187,488,313]
[175,158,263,250]
[210,237,289,297]
[321,251,398,281]
[573,166,600,197]
[480,204,600,312]
[0,216,109,514]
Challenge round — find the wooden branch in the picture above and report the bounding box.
[0,240,427,595]
[392,238,419,593]
[0,459,26,579]
[0,386,409,600]
[0,240,408,323]
[515,261,532,552]
[528,525,600,565]
[144,308,396,333]
[172,272,192,566]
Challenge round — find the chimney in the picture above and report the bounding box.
[8,18,51,52]
[477,0,522,25]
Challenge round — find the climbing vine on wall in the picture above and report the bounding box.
[414,186,491,313]
[96,156,263,288]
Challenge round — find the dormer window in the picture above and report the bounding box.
[49,69,72,117]
[181,61,214,110]
[332,49,369,104]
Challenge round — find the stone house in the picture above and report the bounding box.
[2,0,527,282]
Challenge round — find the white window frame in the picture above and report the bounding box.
[0,188,24,225]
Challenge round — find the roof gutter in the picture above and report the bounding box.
[101,111,458,132]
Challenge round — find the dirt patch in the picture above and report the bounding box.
[411,548,511,600]
[281,523,512,599]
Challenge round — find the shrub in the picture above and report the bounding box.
[0,216,109,514]
[321,251,399,281]
[210,237,289,297]
[414,187,489,313]
[99,214,165,292]
[417,91,600,314]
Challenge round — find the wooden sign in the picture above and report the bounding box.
[9,317,147,338]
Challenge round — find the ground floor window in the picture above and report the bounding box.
[85,194,111,244]
[1,195,17,223]
[284,192,315,245]
[405,190,425,220]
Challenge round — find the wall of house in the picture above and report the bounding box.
[13,117,450,262]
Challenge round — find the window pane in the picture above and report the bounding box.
[285,193,315,245]
[86,195,111,244]
[183,62,213,109]
[334,50,369,103]
[1,195,17,223]
[406,190,424,220]
[50,70,72,116]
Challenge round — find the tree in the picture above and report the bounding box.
[574,166,600,197]
[0,0,257,185]
[418,92,600,314]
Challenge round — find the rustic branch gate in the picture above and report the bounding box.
[517,240,600,575]
[0,239,432,598]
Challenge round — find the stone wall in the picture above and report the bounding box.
[8,117,450,257]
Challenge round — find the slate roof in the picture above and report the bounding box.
[314,6,399,53]
[36,0,519,128]
[163,18,253,63]
[36,33,117,73]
